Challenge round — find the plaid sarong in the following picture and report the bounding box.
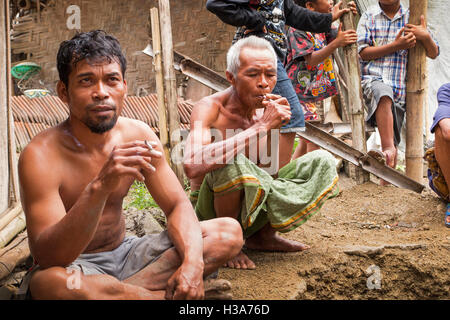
[191,150,339,238]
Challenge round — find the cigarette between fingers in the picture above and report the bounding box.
[144,140,153,150]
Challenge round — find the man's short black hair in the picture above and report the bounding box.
[57,30,127,87]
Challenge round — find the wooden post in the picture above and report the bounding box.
[0,0,11,214]
[150,8,171,163]
[5,0,19,207]
[405,0,427,182]
[341,0,369,184]
[158,0,184,184]
[333,50,350,122]
[159,0,184,185]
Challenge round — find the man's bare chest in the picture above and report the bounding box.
[58,154,132,212]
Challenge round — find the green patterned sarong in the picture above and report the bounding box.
[190,149,339,238]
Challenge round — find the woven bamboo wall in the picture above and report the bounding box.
[10,0,236,96]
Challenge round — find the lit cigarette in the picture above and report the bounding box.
[144,140,153,150]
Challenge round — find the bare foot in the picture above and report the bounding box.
[223,250,256,270]
[245,224,311,252]
[380,147,397,186]
[204,279,232,300]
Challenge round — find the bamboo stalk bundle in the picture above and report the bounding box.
[0,212,26,249]
[0,231,30,281]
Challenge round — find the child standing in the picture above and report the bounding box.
[357,0,439,182]
[285,0,357,159]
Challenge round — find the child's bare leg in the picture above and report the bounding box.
[306,140,320,153]
[292,137,308,159]
[279,132,296,168]
[375,96,397,185]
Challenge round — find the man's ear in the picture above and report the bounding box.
[225,70,235,86]
[56,80,69,103]
[305,2,315,11]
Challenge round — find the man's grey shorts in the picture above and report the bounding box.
[16,231,173,299]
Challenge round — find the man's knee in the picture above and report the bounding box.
[210,218,243,254]
[436,126,450,143]
[29,267,75,299]
[376,95,393,113]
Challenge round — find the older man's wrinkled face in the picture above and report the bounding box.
[58,58,127,134]
[229,47,277,109]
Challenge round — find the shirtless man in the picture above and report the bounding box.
[183,36,338,269]
[17,30,242,300]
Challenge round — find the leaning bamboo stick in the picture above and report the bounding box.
[158,0,185,184]
[341,0,369,184]
[0,212,26,249]
[150,8,171,163]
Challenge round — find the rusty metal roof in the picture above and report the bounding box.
[12,94,193,151]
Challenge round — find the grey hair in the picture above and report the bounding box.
[226,36,277,77]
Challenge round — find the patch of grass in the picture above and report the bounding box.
[124,181,159,210]
[124,178,193,211]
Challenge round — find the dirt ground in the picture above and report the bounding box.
[216,174,450,300]
[1,172,448,300]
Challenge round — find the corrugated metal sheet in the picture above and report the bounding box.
[12,94,193,151]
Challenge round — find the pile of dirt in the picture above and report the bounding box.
[218,175,450,300]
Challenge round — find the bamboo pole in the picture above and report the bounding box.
[333,51,350,122]
[158,0,184,184]
[405,0,427,182]
[150,8,171,163]
[0,0,11,213]
[341,0,369,184]
[6,0,20,207]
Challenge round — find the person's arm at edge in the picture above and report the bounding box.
[206,0,266,30]
[284,0,332,33]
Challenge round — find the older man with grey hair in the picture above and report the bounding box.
[183,36,339,269]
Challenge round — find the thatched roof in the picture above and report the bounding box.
[12,95,193,151]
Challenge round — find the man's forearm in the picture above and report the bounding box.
[166,201,204,268]
[33,180,108,268]
[184,123,268,179]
